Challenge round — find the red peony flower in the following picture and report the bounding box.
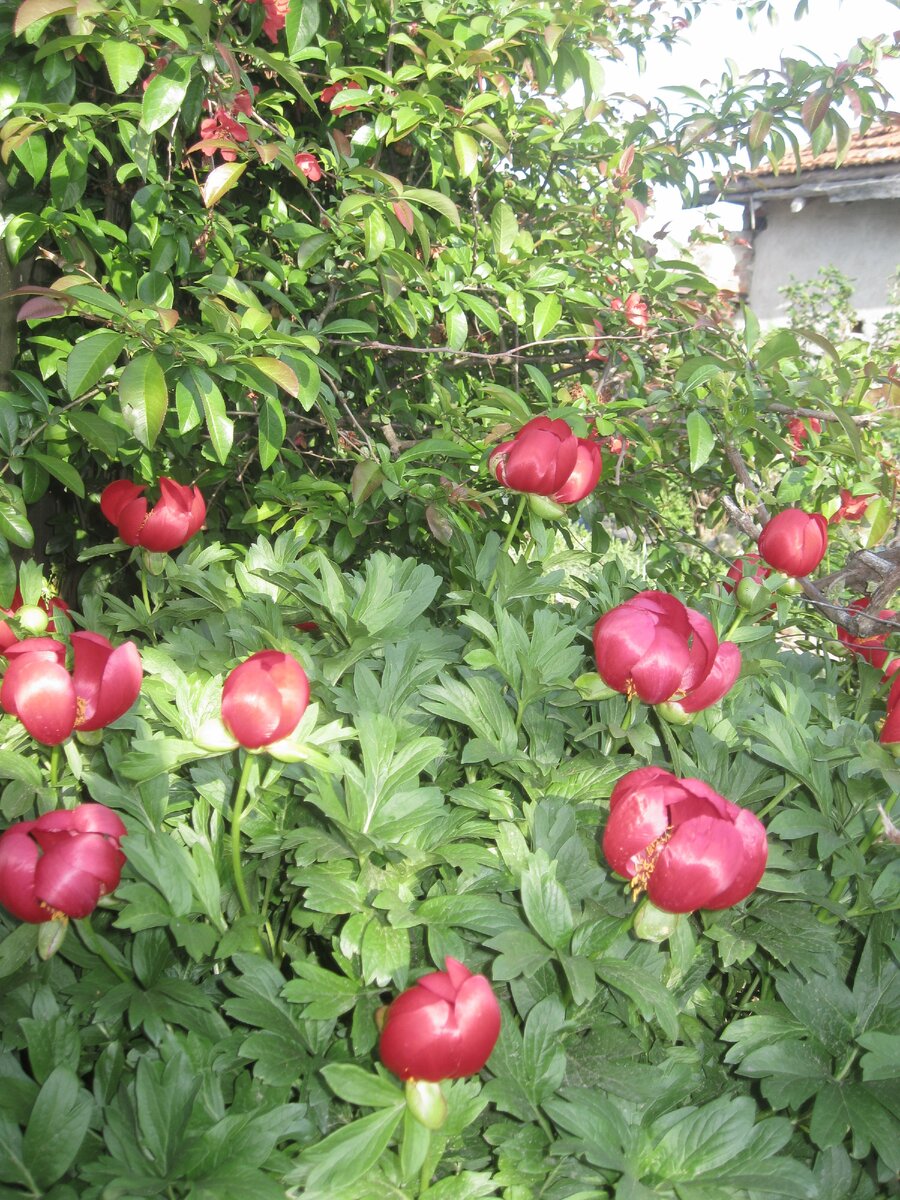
[379,957,501,1081]
[221,651,310,750]
[829,488,876,525]
[320,80,362,110]
[0,633,143,745]
[837,598,896,669]
[611,293,649,330]
[880,702,900,745]
[489,417,601,505]
[294,152,323,180]
[757,509,828,577]
[592,590,741,712]
[0,803,127,924]
[602,767,768,913]
[101,477,206,553]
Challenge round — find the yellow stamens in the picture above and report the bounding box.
[630,827,674,901]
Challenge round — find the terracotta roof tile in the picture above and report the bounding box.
[746,118,900,176]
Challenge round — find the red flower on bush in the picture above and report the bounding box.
[294,152,323,180]
[829,489,875,525]
[838,598,896,669]
[592,590,741,712]
[610,293,649,330]
[246,0,289,41]
[489,417,601,504]
[1,634,143,745]
[757,509,828,577]
[101,478,206,553]
[786,416,822,457]
[141,54,169,91]
[199,106,250,162]
[602,767,768,913]
[320,80,362,110]
[0,803,126,923]
[379,957,501,1081]
[0,590,69,653]
[880,700,900,746]
[221,651,310,750]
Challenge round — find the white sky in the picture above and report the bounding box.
[604,0,900,233]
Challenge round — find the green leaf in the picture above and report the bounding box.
[100,40,145,93]
[596,957,679,1041]
[300,1104,404,1189]
[285,0,319,56]
[320,1064,403,1108]
[119,353,168,449]
[521,996,567,1105]
[201,161,247,208]
[25,451,85,498]
[401,188,461,228]
[13,0,74,35]
[0,923,39,979]
[363,207,388,261]
[491,201,518,256]
[687,410,715,472]
[446,306,468,351]
[0,502,33,549]
[756,330,801,370]
[245,357,299,398]
[453,130,479,177]
[141,56,194,133]
[65,330,127,399]
[532,294,561,341]
[177,367,233,463]
[259,395,286,469]
[520,854,574,950]
[0,750,42,787]
[22,1067,92,1189]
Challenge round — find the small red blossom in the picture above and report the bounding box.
[0,804,127,924]
[723,553,771,595]
[489,417,601,505]
[199,106,249,161]
[294,152,323,180]
[320,80,362,110]
[787,416,822,461]
[142,55,169,91]
[246,0,289,41]
[101,478,206,553]
[611,293,649,330]
[829,488,876,525]
[379,957,501,1081]
[586,318,606,362]
[602,767,767,913]
[837,598,896,669]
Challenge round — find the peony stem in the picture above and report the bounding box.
[231,754,256,917]
[49,744,60,789]
[140,558,151,614]
[486,494,527,598]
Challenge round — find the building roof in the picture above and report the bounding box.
[713,119,900,205]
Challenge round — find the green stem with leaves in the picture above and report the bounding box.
[486,494,527,598]
[231,754,256,917]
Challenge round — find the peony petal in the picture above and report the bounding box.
[101,480,145,525]
[680,608,718,691]
[602,786,670,878]
[451,973,501,1076]
[380,993,458,1080]
[593,607,658,693]
[880,704,900,745]
[36,802,126,840]
[705,807,768,909]
[115,495,151,546]
[0,823,46,922]
[0,656,76,744]
[758,509,828,577]
[222,665,285,749]
[186,487,207,539]
[443,956,472,991]
[503,425,578,496]
[77,640,143,731]
[648,815,744,913]
[3,637,67,664]
[608,766,675,814]
[553,439,602,504]
[678,642,742,713]
[628,624,692,704]
[33,835,121,917]
[136,505,192,552]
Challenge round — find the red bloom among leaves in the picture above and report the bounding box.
[101,478,206,553]
[294,152,323,180]
[829,488,876,525]
[379,957,501,1081]
[786,416,822,457]
[592,590,741,713]
[246,0,289,41]
[489,417,601,505]
[0,633,143,745]
[142,54,169,91]
[757,509,828,577]
[602,767,768,913]
[199,105,250,162]
[0,803,127,924]
[837,598,896,669]
[610,293,649,330]
[320,80,362,110]
[221,651,310,750]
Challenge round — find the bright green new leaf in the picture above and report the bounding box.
[119,352,168,448]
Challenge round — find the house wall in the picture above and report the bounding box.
[747,197,900,332]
